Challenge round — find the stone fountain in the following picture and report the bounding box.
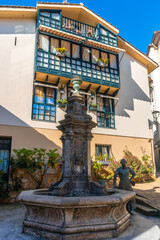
[18,77,135,240]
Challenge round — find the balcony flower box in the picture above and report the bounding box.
[56,47,67,58]
[97,58,109,68]
[58,84,65,95]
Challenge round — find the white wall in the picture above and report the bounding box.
[0,19,153,139]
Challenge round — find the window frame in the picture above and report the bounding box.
[32,85,57,122]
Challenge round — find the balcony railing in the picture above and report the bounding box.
[38,10,118,47]
[97,111,115,128]
[62,17,99,41]
[36,50,120,88]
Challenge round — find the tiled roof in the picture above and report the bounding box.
[0,5,36,9]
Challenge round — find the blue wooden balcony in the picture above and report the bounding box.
[38,10,118,47]
[36,49,120,89]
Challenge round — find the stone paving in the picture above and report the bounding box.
[1,175,160,240]
[0,203,160,240]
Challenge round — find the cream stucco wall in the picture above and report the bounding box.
[0,18,154,149]
[0,125,154,164]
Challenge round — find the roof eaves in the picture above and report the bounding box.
[118,35,158,67]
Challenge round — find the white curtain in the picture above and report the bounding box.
[82,47,90,62]
[50,38,59,53]
[72,44,80,59]
[92,49,99,63]
[39,34,49,52]
[61,40,70,57]
[110,54,117,69]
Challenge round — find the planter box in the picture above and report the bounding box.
[56,52,66,58]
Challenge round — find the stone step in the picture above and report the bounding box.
[136,203,158,216]
[136,194,160,212]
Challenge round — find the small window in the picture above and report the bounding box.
[110,54,117,69]
[38,34,49,52]
[61,40,70,57]
[92,49,99,63]
[32,86,56,122]
[72,44,80,59]
[95,144,112,159]
[50,38,59,53]
[82,47,90,62]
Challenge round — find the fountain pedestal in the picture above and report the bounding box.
[50,92,104,196]
[18,79,135,239]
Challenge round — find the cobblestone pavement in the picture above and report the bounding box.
[0,203,160,240]
[133,173,160,209]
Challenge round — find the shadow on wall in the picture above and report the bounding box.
[116,53,150,118]
[0,105,62,153]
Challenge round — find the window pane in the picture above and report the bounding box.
[92,49,99,63]
[100,28,107,36]
[46,88,55,105]
[72,44,80,59]
[104,99,112,112]
[101,52,109,66]
[51,12,60,20]
[110,54,117,69]
[82,47,90,62]
[50,38,59,53]
[61,40,70,57]
[97,97,104,111]
[34,86,44,103]
[38,34,49,52]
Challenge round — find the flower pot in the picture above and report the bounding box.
[59,89,65,95]
[97,61,107,68]
[56,52,66,58]
[71,77,82,93]
[90,94,95,100]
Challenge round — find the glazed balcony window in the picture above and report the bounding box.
[37,35,119,88]
[97,97,115,128]
[32,86,56,122]
[38,10,118,47]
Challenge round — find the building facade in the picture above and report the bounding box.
[0,3,157,180]
[147,31,160,170]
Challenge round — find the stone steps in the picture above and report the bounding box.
[135,194,160,216]
[136,203,157,216]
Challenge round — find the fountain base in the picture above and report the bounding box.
[18,189,135,240]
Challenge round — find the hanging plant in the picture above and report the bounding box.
[89,89,96,100]
[56,47,67,57]
[97,58,109,68]
[57,99,68,108]
[58,84,65,95]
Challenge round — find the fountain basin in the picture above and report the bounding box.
[18,189,135,240]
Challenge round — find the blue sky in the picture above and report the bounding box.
[0,0,159,54]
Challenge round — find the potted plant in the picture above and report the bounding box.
[89,89,96,100]
[58,84,65,95]
[56,47,67,58]
[87,29,93,37]
[89,103,98,112]
[57,99,68,108]
[75,28,82,35]
[97,58,109,68]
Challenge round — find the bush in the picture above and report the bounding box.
[11,148,61,189]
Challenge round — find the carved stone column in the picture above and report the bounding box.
[51,92,104,196]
